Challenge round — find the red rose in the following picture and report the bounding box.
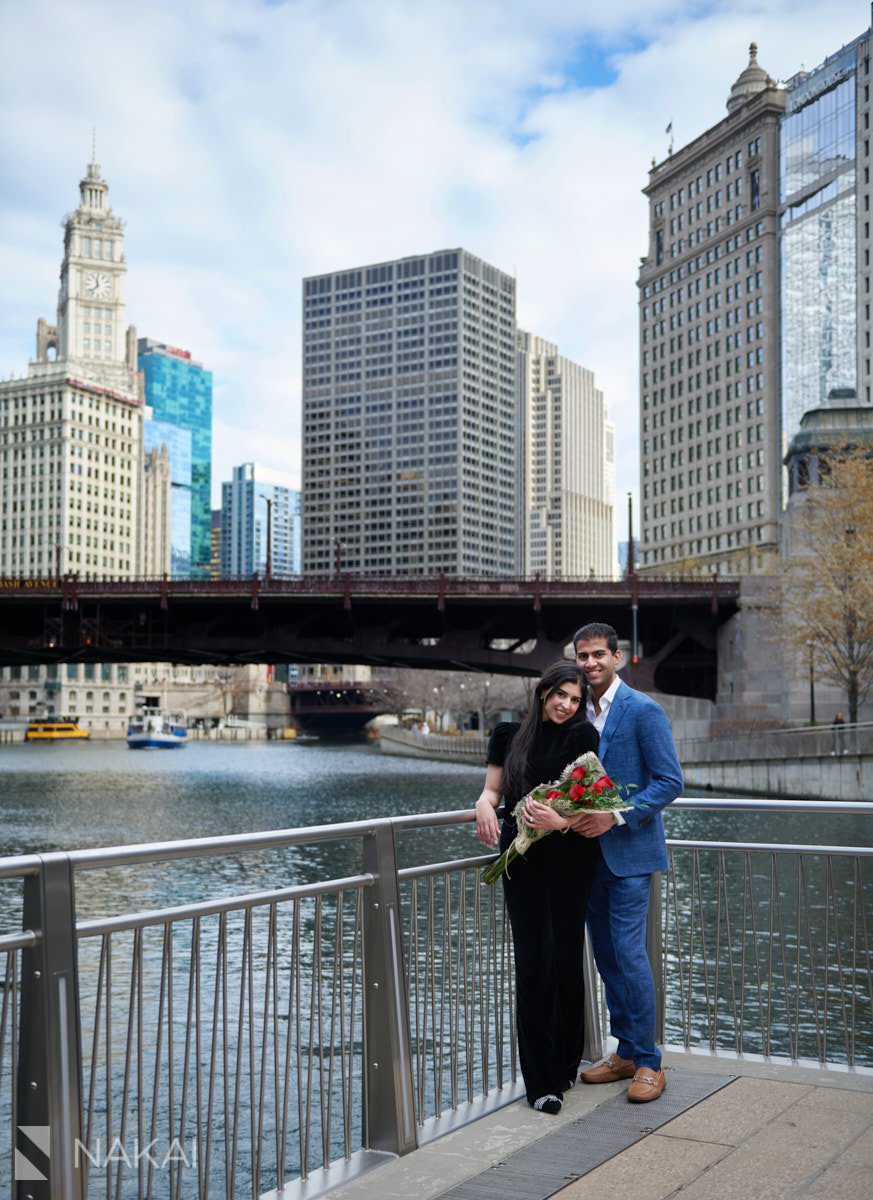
[546,789,562,800]
[583,798,593,807]
[590,775,614,794]
[569,783,585,800]
[571,766,586,780]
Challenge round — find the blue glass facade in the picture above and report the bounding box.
[138,339,213,578]
[144,418,193,577]
[220,464,301,578]
[780,49,858,443]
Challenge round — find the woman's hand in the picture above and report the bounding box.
[521,798,569,832]
[475,797,500,847]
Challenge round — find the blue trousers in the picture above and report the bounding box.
[586,850,660,1069]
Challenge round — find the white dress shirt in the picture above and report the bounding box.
[586,676,626,825]
[586,675,622,734]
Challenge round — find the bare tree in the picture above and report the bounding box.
[212,667,252,720]
[780,449,873,723]
[377,668,529,731]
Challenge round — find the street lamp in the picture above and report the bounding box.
[806,639,816,725]
[260,495,273,583]
[628,492,639,665]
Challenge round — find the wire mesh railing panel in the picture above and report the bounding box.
[401,866,516,1127]
[76,886,366,1199]
[0,949,19,1198]
[661,847,873,1066]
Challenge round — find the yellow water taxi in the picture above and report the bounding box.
[25,718,90,742]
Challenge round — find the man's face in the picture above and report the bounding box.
[574,636,621,694]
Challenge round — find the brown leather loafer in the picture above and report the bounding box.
[627,1067,666,1102]
[580,1055,636,1084]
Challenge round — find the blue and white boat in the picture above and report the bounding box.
[126,707,188,749]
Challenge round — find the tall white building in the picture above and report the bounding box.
[220,462,301,578]
[0,157,146,734]
[0,156,143,579]
[517,332,616,578]
[301,249,517,576]
[140,442,172,576]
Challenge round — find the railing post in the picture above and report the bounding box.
[581,937,604,1064]
[15,854,85,1199]
[361,824,417,1158]
[647,871,666,1045]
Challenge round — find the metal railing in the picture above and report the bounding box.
[0,800,870,1197]
[655,799,873,1066]
[0,814,521,1199]
[0,572,740,600]
[378,727,488,761]
[677,721,873,762]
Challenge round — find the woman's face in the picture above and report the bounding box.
[541,678,583,724]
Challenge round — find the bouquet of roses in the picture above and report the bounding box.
[482,750,634,885]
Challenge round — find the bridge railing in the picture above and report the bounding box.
[0,800,870,1198]
[0,571,741,599]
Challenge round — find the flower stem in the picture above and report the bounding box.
[482,842,519,885]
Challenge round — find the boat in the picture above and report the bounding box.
[126,707,188,749]
[25,718,90,742]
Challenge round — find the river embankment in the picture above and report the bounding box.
[379,721,873,801]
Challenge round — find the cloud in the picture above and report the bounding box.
[0,0,867,514]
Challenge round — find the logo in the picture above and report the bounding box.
[15,1125,199,1179]
[15,1125,50,1181]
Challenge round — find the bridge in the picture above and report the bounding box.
[0,573,741,699]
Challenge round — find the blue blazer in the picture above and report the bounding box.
[596,681,683,876]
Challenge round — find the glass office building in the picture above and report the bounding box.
[220,463,301,578]
[144,417,193,577]
[780,45,859,443]
[138,338,213,578]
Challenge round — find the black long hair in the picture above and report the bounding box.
[502,660,588,801]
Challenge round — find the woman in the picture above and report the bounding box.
[475,660,598,1115]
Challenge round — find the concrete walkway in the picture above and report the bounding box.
[553,1059,873,1200]
[327,1053,873,1200]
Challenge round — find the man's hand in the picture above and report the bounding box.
[569,812,616,838]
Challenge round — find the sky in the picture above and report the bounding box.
[0,0,868,518]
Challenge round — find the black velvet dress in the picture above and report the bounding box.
[487,718,599,1102]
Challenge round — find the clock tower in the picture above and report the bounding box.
[0,154,146,583]
[37,155,139,390]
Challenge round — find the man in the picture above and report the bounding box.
[569,621,683,1102]
[831,711,846,756]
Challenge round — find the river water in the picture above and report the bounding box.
[0,741,869,1195]
[0,739,869,905]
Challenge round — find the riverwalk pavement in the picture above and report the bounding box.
[329,1051,873,1200]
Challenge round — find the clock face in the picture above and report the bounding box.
[84,271,111,300]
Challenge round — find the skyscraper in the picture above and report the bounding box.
[639,30,873,578]
[140,444,172,576]
[143,415,192,576]
[639,45,785,576]
[301,249,517,576]
[0,156,143,578]
[780,32,872,441]
[0,157,142,732]
[210,507,222,579]
[138,338,213,578]
[517,331,616,578]
[220,463,301,578]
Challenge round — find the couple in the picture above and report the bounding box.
[474,622,683,1115]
